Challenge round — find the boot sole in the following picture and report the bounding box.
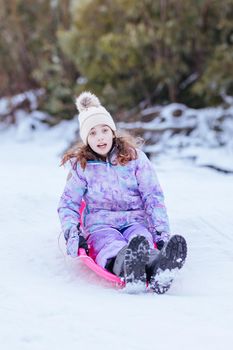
[150,235,187,294]
[124,236,150,287]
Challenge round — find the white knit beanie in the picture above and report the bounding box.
[75,91,116,145]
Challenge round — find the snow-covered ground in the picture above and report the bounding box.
[1,126,233,350]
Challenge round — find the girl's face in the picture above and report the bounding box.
[87,124,114,157]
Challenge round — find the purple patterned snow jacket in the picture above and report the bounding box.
[58,148,170,243]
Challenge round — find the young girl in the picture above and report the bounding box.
[58,92,187,293]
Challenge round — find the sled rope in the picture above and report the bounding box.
[57,231,67,260]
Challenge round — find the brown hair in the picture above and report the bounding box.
[60,131,144,170]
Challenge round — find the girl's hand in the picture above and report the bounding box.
[154,231,170,250]
[156,240,165,250]
[66,231,80,257]
[65,224,89,257]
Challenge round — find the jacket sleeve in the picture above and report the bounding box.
[135,150,170,243]
[57,161,87,239]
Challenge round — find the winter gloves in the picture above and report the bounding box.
[65,223,89,257]
[154,231,170,250]
[156,240,165,250]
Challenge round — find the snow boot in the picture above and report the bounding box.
[148,235,187,294]
[124,235,150,291]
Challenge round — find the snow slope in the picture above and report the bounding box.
[0,130,233,350]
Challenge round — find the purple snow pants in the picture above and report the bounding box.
[87,223,154,268]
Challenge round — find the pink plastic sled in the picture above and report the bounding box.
[78,248,125,287]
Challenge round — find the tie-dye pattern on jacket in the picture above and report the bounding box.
[57,149,170,243]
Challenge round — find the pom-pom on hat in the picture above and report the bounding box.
[75,92,116,144]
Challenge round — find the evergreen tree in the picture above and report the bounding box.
[58,0,233,110]
[0,0,232,120]
[0,0,76,120]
